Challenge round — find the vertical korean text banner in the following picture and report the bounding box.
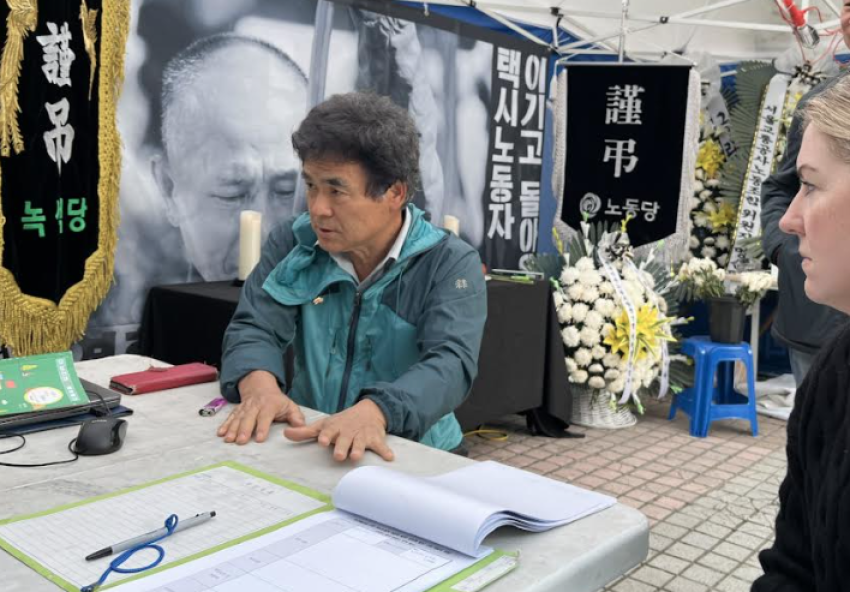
[561,65,690,247]
[0,0,129,355]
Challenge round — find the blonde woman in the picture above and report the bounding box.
[753,75,850,591]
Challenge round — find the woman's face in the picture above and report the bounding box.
[780,125,850,312]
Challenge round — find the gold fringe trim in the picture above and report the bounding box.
[0,0,129,356]
[80,0,98,101]
[0,0,38,156]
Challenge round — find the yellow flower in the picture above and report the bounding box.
[604,304,676,361]
[708,202,736,230]
[696,138,725,179]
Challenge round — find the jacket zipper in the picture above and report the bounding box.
[337,291,363,412]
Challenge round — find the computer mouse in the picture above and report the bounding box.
[73,417,128,456]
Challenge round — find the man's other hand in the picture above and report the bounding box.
[284,399,394,462]
[218,370,305,444]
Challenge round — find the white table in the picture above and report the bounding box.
[1,355,648,592]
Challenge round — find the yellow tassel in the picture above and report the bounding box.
[0,0,129,356]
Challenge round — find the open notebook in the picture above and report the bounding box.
[0,461,615,592]
[334,460,617,558]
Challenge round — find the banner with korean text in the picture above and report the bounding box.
[0,0,129,355]
[561,65,693,247]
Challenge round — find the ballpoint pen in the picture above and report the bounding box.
[85,511,216,561]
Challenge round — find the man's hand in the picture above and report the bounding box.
[218,371,305,444]
[285,399,394,462]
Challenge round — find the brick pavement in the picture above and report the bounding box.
[465,396,787,591]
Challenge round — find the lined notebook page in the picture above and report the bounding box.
[0,465,326,588]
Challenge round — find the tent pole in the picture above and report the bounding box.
[446,0,552,48]
[821,0,841,18]
[618,0,630,62]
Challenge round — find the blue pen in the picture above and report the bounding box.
[81,512,216,592]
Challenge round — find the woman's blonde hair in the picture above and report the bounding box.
[803,75,850,164]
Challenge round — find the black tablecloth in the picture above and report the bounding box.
[138,279,572,434]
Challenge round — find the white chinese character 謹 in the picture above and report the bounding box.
[37,22,75,87]
[603,139,638,178]
[605,84,644,125]
[44,99,74,174]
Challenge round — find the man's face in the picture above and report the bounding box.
[303,160,405,260]
[156,45,307,280]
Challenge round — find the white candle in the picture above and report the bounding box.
[443,214,460,236]
[238,210,263,280]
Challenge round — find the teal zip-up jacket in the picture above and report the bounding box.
[220,205,487,451]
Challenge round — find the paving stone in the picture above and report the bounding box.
[681,564,725,586]
[663,575,709,592]
[652,522,689,540]
[611,579,657,592]
[715,576,753,592]
[697,551,740,573]
[665,542,705,562]
[648,553,691,575]
[631,565,675,588]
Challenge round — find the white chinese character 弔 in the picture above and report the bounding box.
[603,139,638,178]
[44,99,74,174]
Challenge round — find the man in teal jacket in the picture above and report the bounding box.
[218,92,487,462]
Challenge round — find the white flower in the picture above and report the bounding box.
[602,323,615,337]
[706,179,720,188]
[575,257,595,272]
[716,235,730,250]
[623,266,637,282]
[581,286,600,303]
[704,236,716,246]
[570,370,588,384]
[579,269,602,286]
[598,281,615,296]
[639,270,656,288]
[574,347,593,366]
[689,235,700,249]
[572,302,589,323]
[589,363,604,374]
[603,353,620,368]
[591,345,606,359]
[699,190,713,200]
[588,376,606,389]
[701,246,717,259]
[695,168,705,180]
[718,253,729,267]
[604,368,620,380]
[693,180,705,193]
[557,304,573,325]
[565,357,578,373]
[584,310,604,329]
[610,377,626,393]
[580,326,600,347]
[594,298,616,317]
[553,291,565,309]
[694,213,708,228]
[561,326,581,348]
[567,283,585,302]
[703,200,717,214]
[560,267,580,286]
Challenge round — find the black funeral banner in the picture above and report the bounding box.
[482,45,549,270]
[0,0,128,355]
[562,65,690,247]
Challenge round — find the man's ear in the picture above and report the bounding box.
[385,181,407,211]
[151,153,179,227]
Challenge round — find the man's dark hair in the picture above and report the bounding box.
[292,92,421,199]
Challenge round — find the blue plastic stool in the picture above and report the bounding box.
[668,336,759,438]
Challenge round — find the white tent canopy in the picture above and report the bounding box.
[407,0,845,62]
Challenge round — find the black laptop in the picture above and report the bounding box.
[0,379,124,433]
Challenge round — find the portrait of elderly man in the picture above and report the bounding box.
[152,33,308,281]
[218,92,487,462]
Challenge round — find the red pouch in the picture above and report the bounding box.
[109,363,218,395]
